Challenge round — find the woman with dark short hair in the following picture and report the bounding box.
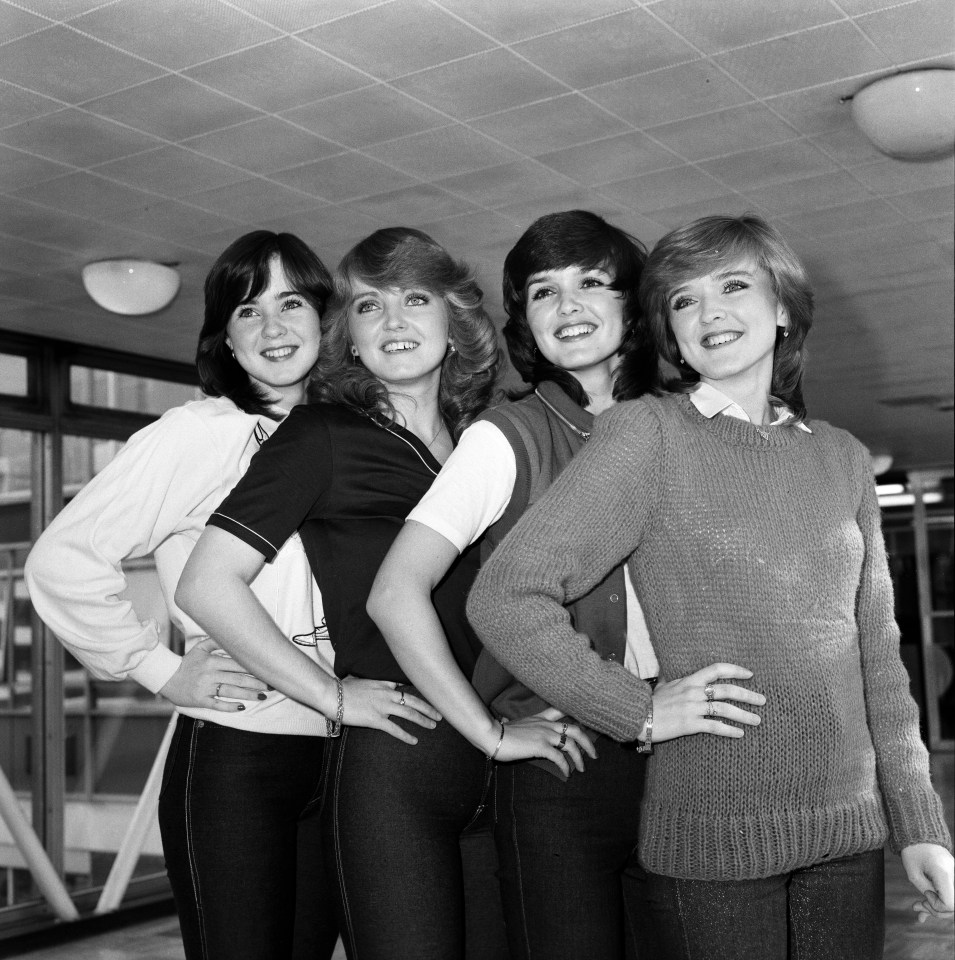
[370,211,763,959]
[178,228,511,960]
[468,214,954,960]
[26,231,414,959]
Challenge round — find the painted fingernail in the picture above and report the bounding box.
[258,692,267,700]
[237,704,245,711]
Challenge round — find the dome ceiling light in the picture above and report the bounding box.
[82,259,181,315]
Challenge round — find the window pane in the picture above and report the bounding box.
[70,366,199,416]
[58,434,174,896]
[0,427,39,909]
[0,354,28,397]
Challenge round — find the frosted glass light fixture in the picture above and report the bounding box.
[82,259,180,315]
[851,69,955,161]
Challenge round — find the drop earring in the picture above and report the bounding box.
[350,345,359,358]
[783,329,790,338]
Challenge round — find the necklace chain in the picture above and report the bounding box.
[425,420,446,448]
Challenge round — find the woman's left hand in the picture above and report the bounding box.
[901,843,954,921]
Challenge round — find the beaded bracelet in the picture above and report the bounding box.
[635,699,653,754]
[489,720,506,761]
[325,677,344,738]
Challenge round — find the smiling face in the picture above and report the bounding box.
[225,256,321,410]
[347,281,450,394]
[667,258,788,400]
[524,265,626,383]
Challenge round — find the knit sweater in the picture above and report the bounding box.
[467,392,952,880]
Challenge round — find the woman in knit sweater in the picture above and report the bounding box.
[369,210,765,960]
[467,214,953,959]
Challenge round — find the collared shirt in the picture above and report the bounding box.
[689,382,813,433]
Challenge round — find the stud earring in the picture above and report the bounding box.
[447,340,456,354]
[350,345,359,357]
[783,329,790,338]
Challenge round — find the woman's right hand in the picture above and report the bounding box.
[648,662,765,743]
[494,716,597,777]
[341,678,443,745]
[159,637,268,711]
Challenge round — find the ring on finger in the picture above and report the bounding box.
[398,691,406,707]
[214,682,223,700]
[704,682,715,702]
[707,700,716,718]
[557,721,568,751]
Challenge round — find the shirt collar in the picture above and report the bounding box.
[689,382,812,433]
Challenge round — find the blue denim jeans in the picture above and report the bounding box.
[158,715,339,960]
[494,737,660,960]
[322,700,508,960]
[644,847,885,960]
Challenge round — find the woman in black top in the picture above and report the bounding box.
[178,228,580,959]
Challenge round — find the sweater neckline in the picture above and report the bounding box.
[676,392,809,449]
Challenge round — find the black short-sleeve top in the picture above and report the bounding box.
[208,402,482,683]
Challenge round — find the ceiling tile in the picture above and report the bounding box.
[849,156,955,196]
[514,8,699,89]
[0,81,63,127]
[438,0,633,43]
[537,131,683,185]
[500,190,629,231]
[0,25,164,103]
[0,108,163,166]
[699,140,838,190]
[597,165,728,213]
[744,171,874,215]
[185,37,370,112]
[10,170,158,217]
[889,185,955,221]
[83,75,262,140]
[272,152,417,201]
[115,198,243,244]
[0,143,72,191]
[94,145,249,197]
[855,0,955,63]
[364,125,518,179]
[392,48,564,120]
[713,21,890,96]
[298,0,494,80]
[764,75,878,135]
[282,84,448,148]
[227,0,387,32]
[183,117,342,174]
[349,183,479,223]
[5,0,114,19]
[70,0,280,70]
[472,94,624,155]
[435,160,573,209]
[647,194,774,230]
[0,2,48,41]
[807,125,884,164]
[646,102,798,161]
[649,0,842,54]
[781,198,905,237]
[587,60,753,128]
[188,176,330,221]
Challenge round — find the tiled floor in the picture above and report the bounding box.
[5,756,953,960]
